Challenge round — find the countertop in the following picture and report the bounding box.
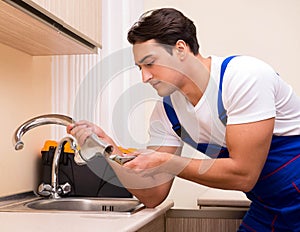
[197,189,251,209]
[0,192,173,232]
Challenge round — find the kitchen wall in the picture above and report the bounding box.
[143,0,300,208]
[0,43,52,197]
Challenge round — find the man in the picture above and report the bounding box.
[68,8,300,231]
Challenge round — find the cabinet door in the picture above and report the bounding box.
[166,217,242,232]
[31,0,101,45]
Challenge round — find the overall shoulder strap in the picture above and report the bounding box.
[162,55,238,152]
[163,96,181,136]
[163,95,199,149]
[218,55,238,125]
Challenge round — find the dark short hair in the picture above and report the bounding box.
[127,8,199,55]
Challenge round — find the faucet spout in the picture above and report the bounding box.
[13,114,74,150]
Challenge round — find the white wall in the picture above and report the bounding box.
[143,0,300,208]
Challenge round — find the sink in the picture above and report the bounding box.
[0,197,145,214]
[26,198,143,212]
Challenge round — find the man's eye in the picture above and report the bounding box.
[146,61,154,66]
[136,60,154,71]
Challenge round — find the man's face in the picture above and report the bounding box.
[133,40,185,97]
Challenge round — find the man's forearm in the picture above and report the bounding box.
[128,179,174,208]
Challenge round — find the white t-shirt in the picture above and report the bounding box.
[148,56,300,148]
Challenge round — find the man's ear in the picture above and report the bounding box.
[175,40,187,60]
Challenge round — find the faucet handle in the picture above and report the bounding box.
[59,182,72,195]
[37,183,53,197]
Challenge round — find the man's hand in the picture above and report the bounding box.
[67,120,122,155]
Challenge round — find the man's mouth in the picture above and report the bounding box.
[150,81,160,88]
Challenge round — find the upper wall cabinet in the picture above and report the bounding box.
[31,0,102,46]
[0,0,102,55]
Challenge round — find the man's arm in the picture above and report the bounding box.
[178,118,275,191]
[127,145,181,208]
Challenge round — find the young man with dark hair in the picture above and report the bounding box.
[69,8,300,231]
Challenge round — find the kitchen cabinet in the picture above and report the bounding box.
[136,215,165,232]
[166,198,249,232]
[0,0,101,55]
[31,0,102,46]
[166,209,246,232]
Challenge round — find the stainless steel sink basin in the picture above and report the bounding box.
[26,198,143,212]
[0,197,145,214]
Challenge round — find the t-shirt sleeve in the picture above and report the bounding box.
[222,56,278,125]
[147,100,183,148]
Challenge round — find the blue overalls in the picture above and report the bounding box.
[163,56,300,231]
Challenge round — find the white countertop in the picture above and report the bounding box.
[197,189,251,208]
[0,199,173,232]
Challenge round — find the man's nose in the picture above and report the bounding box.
[141,68,153,83]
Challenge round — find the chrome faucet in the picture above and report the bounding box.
[13,114,80,199]
[13,114,115,198]
[13,114,74,150]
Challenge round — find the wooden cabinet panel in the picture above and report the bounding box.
[166,209,247,232]
[0,0,100,55]
[166,217,242,232]
[31,0,102,45]
[137,215,165,232]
